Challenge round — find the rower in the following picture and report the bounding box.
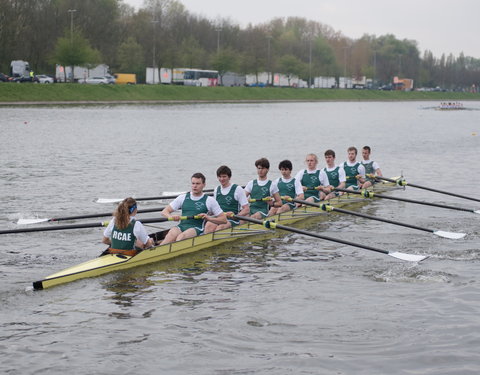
[269,159,304,215]
[294,153,330,202]
[160,172,227,244]
[361,145,383,189]
[343,146,366,190]
[244,158,282,219]
[102,197,154,256]
[322,149,346,200]
[204,165,249,233]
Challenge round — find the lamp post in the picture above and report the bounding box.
[67,9,76,45]
[67,9,76,83]
[342,46,349,88]
[267,35,272,86]
[373,50,377,88]
[215,26,222,54]
[308,37,312,88]
[151,18,159,84]
[302,32,313,88]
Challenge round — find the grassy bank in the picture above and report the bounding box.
[0,83,479,103]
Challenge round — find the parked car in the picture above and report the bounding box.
[36,74,54,84]
[13,75,39,83]
[378,84,392,91]
[0,73,12,82]
[104,75,116,84]
[84,76,111,84]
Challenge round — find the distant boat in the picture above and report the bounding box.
[437,102,465,110]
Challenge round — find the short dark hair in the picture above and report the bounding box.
[255,157,270,169]
[347,146,358,155]
[216,165,232,177]
[278,159,292,170]
[191,172,206,184]
[324,149,335,158]
[363,146,371,153]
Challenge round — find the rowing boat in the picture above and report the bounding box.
[33,180,400,290]
[436,102,465,110]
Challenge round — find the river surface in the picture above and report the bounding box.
[1,101,479,374]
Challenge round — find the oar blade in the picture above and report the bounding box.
[96,198,122,204]
[474,210,480,215]
[389,251,429,262]
[17,218,49,225]
[433,230,467,239]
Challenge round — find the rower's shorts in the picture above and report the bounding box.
[346,185,360,191]
[227,218,240,227]
[178,223,204,235]
[250,207,269,217]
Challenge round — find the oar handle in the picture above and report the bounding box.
[248,197,272,202]
[305,187,328,191]
[164,216,202,221]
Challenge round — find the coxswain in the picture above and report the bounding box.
[102,197,154,256]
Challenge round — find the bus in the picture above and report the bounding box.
[172,68,218,86]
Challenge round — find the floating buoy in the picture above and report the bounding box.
[472,132,477,136]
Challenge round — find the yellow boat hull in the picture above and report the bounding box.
[33,181,398,290]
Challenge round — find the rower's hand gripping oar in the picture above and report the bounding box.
[234,215,428,262]
[369,175,480,203]
[287,197,466,240]
[1,216,201,235]
[17,207,168,225]
[334,188,480,215]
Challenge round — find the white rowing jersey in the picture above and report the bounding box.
[169,193,224,216]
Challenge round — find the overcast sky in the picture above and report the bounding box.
[125,0,479,58]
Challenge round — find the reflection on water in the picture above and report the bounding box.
[1,102,479,374]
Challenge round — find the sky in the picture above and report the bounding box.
[125,0,479,58]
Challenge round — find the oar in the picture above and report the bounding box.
[335,188,480,215]
[234,215,428,262]
[17,207,168,225]
[248,197,273,202]
[96,189,215,204]
[371,175,480,203]
[289,198,466,240]
[1,216,200,235]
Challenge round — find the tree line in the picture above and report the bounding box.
[1,0,479,89]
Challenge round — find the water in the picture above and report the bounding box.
[1,101,479,374]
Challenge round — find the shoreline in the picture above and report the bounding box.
[1,84,479,106]
[1,99,479,107]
